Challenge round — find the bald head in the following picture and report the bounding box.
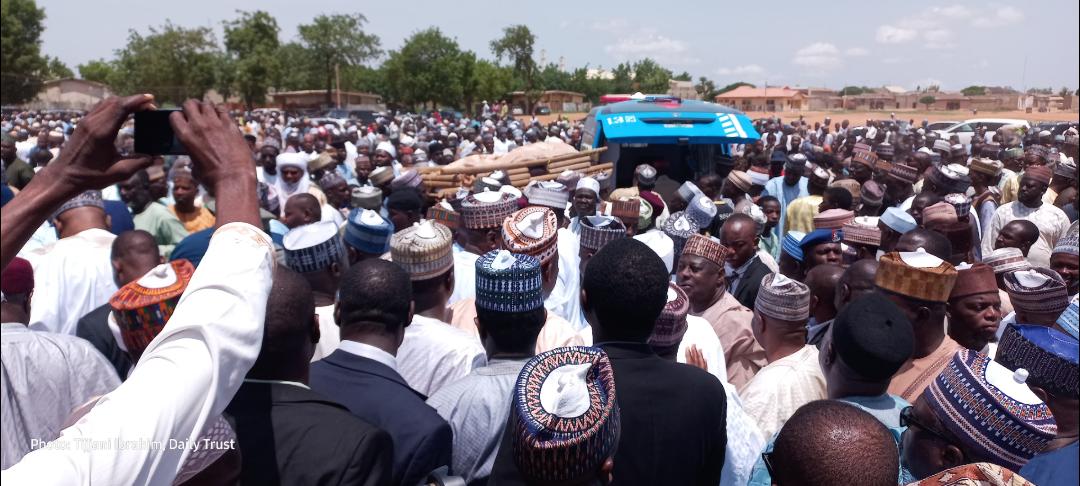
[806,264,844,322]
[283,193,321,229]
[720,214,760,268]
[111,230,162,287]
[771,400,898,486]
[836,259,878,311]
[896,228,952,261]
[248,266,317,380]
[995,220,1039,256]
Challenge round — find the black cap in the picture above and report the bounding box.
[832,293,914,381]
[386,188,422,212]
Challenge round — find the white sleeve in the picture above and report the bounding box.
[2,223,274,486]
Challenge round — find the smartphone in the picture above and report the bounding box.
[135,110,187,155]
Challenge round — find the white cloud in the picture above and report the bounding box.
[845,47,870,57]
[604,32,686,59]
[792,42,842,72]
[923,29,955,50]
[715,64,765,76]
[876,25,918,44]
[972,6,1024,28]
[930,5,973,19]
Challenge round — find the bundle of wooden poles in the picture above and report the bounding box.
[415,147,611,199]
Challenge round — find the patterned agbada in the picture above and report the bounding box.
[509,347,620,483]
[783,195,823,234]
[904,463,1035,486]
[109,260,195,358]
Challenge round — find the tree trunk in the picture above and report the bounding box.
[325,59,333,107]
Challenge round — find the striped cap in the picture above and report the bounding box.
[475,250,544,313]
[926,349,1056,471]
[922,202,958,228]
[842,216,881,247]
[887,163,920,185]
[580,215,626,252]
[970,157,1004,177]
[284,221,346,273]
[511,347,620,484]
[391,169,423,189]
[502,207,558,263]
[524,181,570,209]
[344,208,393,256]
[1004,268,1069,315]
[462,190,518,229]
[997,324,1078,398]
[755,272,811,322]
[983,247,1032,275]
[390,220,454,280]
[782,230,806,261]
[369,166,394,186]
[426,203,460,230]
[110,259,195,358]
[813,209,854,230]
[351,186,383,210]
[681,233,729,268]
[876,249,958,303]
[648,283,690,354]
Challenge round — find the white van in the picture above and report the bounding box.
[935,118,1030,146]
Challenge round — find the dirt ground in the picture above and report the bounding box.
[537,109,1078,126]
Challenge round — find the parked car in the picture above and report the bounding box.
[534,105,552,115]
[934,118,1030,145]
[924,121,958,131]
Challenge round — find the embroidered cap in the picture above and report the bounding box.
[462,190,518,229]
[756,272,811,322]
[109,260,195,358]
[283,221,346,273]
[648,283,690,354]
[875,249,958,303]
[502,207,558,263]
[475,250,544,313]
[681,233,729,268]
[344,209,393,256]
[996,324,1078,398]
[390,220,454,280]
[983,247,1032,275]
[1004,268,1069,316]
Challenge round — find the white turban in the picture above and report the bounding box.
[275,152,308,170]
[375,141,397,159]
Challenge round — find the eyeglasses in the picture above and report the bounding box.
[900,406,955,446]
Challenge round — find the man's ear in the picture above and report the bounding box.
[334,303,342,327]
[941,444,965,471]
[486,229,502,249]
[809,295,819,313]
[599,457,615,485]
[1029,385,1050,404]
[330,261,342,279]
[310,313,321,344]
[443,268,455,293]
[53,218,64,235]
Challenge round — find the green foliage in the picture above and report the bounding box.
[297,13,381,103]
[383,28,467,110]
[631,58,673,94]
[44,56,72,79]
[1,0,48,104]
[918,95,936,109]
[110,21,221,105]
[960,85,986,96]
[463,56,516,112]
[78,59,115,84]
[673,71,692,82]
[223,10,281,109]
[716,81,755,96]
[273,42,322,91]
[840,86,869,96]
[490,25,537,109]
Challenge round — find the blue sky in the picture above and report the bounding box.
[40,0,1079,91]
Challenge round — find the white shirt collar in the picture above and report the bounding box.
[243,378,310,390]
[338,340,398,371]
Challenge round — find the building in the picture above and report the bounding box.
[843,89,897,110]
[268,89,383,111]
[668,80,700,100]
[508,90,588,113]
[794,87,842,110]
[714,86,807,112]
[31,78,113,111]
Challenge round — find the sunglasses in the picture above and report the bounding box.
[900,406,955,446]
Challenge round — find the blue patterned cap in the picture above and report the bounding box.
[283,221,345,273]
[511,346,620,483]
[997,323,1079,398]
[51,190,104,220]
[1058,295,1079,339]
[344,208,393,255]
[782,230,806,261]
[800,228,843,250]
[475,250,544,313]
[926,349,1056,471]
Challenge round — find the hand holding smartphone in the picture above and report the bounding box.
[134,110,188,155]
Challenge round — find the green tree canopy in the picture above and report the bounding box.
[490,25,537,110]
[918,95,936,109]
[77,59,116,85]
[1,0,48,104]
[716,81,754,96]
[273,42,321,91]
[224,10,281,109]
[631,58,673,94]
[44,56,72,79]
[673,71,692,82]
[383,28,469,110]
[297,13,381,105]
[111,22,221,105]
[960,85,986,96]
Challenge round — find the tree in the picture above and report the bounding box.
[297,14,381,106]
[840,86,866,96]
[716,81,754,96]
[1057,86,1071,97]
[611,62,634,93]
[111,22,222,105]
[464,57,516,115]
[536,63,572,92]
[490,25,538,112]
[919,95,936,110]
[383,28,467,110]
[631,58,673,94]
[695,77,718,100]
[44,56,72,79]
[223,10,281,110]
[673,71,692,82]
[960,85,986,96]
[273,42,321,91]
[1,0,48,104]
[78,59,116,84]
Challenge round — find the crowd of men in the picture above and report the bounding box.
[1,96,1078,486]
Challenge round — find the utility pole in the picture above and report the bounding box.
[335,63,342,108]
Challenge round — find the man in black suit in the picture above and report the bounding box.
[309,259,453,486]
[490,238,728,484]
[721,213,772,309]
[227,266,392,486]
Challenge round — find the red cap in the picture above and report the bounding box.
[1,257,34,295]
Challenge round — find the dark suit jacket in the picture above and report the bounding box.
[310,349,452,486]
[75,304,133,379]
[489,342,728,486]
[226,381,393,486]
[730,257,772,310]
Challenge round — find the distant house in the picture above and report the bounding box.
[843,89,897,110]
[794,87,842,110]
[668,80,700,100]
[714,86,807,112]
[268,89,383,111]
[31,78,113,110]
[508,90,588,113]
